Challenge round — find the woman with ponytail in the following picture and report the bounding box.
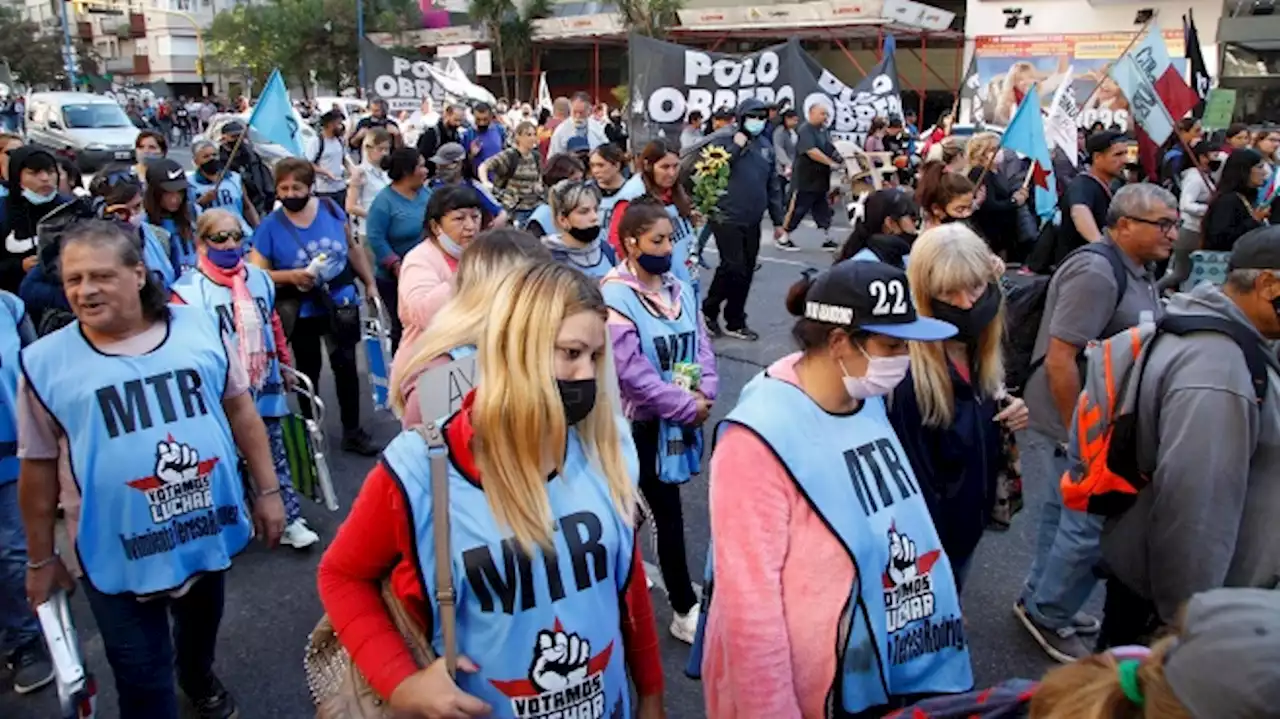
[917,160,978,232]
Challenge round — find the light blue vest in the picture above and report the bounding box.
[381,425,635,719]
[189,170,254,240]
[545,235,616,280]
[20,305,253,595]
[525,203,553,234]
[0,292,24,484]
[596,189,624,246]
[156,217,199,275]
[615,176,698,295]
[719,372,973,712]
[171,266,287,418]
[601,279,702,484]
[141,223,176,289]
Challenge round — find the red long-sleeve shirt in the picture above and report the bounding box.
[316,395,664,701]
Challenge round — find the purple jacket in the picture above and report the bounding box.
[606,281,717,424]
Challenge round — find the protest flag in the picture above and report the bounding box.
[1184,10,1211,117]
[1044,65,1080,167]
[1108,20,1198,146]
[1001,84,1056,219]
[248,69,304,157]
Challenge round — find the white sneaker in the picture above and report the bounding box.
[281,518,320,549]
[670,605,700,644]
[646,573,654,590]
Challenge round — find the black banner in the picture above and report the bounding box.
[628,33,901,147]
[1184,10,1210,119]
[360,38,445,113]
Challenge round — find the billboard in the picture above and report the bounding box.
[969,30,1187,132]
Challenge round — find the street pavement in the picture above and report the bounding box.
[1,218,1082,718]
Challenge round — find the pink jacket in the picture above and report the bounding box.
[703,354,857,719]
[395,238,457,357]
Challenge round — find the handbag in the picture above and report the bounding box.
[304,420,458,718]
[277,201,361,346]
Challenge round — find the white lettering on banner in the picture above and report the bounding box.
[648,49,792,125]
[806,70,902,145]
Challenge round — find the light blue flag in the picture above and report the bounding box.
[1000,84,1056,220]
[247,69,303,157]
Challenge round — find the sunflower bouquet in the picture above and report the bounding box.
[691,144,732,223]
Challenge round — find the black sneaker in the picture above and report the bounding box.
[822,239,839,252]
[188,674,239,719]
[702,311,723,338]
[724,326,760,341]
[9,640,53,694]
[341,428,381,457]
[774,237,800,251]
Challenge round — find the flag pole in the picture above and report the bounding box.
[1076,13,1158,118]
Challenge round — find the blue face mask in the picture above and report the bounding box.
[22,188,57,205]
[744,118,767,136]
[206,247,242,269]
[635,251,672,275]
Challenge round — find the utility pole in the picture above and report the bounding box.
[59,0,80,90]
[356,0,365,98]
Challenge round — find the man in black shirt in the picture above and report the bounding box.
[1056,131,1128,262]
[417,103,464,174]
[349,98,401,150]
[779,103,843,251]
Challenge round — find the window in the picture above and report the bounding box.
[60,103,133,129]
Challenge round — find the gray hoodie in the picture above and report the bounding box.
[1102,283,1280,622]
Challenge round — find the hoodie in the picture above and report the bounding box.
[1179,166,1212,234]
[1102,283,1280,623]
[1,146,75,293]
[702,99,784,227]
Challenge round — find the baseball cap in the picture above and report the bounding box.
[1228,225,1280,271]
[145,158,189,193]
[803,261,956,341]
[1164,588,1280,719]
[430,142,466,165]
[221,120,246,136]
[566,135,590,153]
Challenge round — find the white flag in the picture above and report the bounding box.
[1044,65,1080,167]
[536,72,552,112]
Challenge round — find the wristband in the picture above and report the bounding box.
[27,552,59,570]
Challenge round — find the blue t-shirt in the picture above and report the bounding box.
[427,178,503,219]
[252,199,358,317]
[461,124,506,166]
[366,185,430,280]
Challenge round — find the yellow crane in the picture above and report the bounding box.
[70,0,208,88]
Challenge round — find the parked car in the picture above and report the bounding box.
[314,96,367,120]
[25,92,140,173]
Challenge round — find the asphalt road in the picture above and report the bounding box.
[1,214,1083,718]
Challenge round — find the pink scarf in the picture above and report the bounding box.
[197,255,270,389]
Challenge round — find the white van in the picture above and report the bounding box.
[25,92,141,173]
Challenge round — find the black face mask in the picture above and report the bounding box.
[930,283,1002,344]
[199,158,223,176]
[557,378,597,426]
[475,123,490,133]
[1208,159,1224,172]
[379,155,392,171]
[280,195,310,213]
[567,225,601,243]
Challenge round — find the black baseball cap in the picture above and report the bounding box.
[804,261,956,341]
[1229,225,1280,270]
[145,158,189,193]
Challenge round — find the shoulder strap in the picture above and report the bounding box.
[411,421,458,678]
[313,135,325,164]
[1070,242,1128,310]
[1158,315,1270,402]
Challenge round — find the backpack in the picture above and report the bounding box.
[1060,314,1270,517]
[1002,242,1128,395]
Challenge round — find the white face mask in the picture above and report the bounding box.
[840,343,911,400]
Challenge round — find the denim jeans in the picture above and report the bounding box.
[1019,429,1104,630]
[83,571,227,719]
[0,481,41,656]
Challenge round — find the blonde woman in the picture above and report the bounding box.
[388,228,552,427]
[345,128,393,240]
[886,224,1028,590]
[317,262,665,719]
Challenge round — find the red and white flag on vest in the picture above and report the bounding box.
[1107,20,1199,146]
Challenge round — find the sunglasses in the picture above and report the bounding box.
[205,230,244,245]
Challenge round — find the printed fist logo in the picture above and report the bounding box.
[529,629,590,693]
[489,618,619,719]
[156,441,200,485]
[886,526,918,587]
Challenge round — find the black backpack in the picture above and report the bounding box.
[1003,242,1128,395]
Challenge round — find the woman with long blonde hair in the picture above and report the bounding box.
[388,228,552,427]
[318,262,665,719]
[887,224,1028,590]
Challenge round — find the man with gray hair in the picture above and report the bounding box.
[1015,182,1175,662]
[189,137,260,236]
[1097,225,1280,648]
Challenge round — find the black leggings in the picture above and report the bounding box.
[633,419,698,615]
[291,314,361,432]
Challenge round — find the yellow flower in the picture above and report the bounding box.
[694,161,708,175]
[704,146,732,163]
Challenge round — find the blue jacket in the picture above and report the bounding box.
[19,262,72,336]
[886,363,1003,564]
[705,99,784,227]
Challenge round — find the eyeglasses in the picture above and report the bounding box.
[1124,216,1179,233]
[205,230,244,245]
